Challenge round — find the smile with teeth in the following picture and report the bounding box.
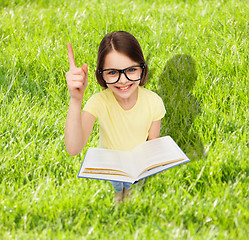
[116,84,133,91]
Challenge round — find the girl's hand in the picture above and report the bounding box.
[65,43,88,102]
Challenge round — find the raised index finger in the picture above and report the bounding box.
[67,43,76,69]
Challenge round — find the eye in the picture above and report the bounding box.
[107,70,118,76]
[127,67,137,73]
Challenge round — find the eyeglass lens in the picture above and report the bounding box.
[102,66,143,84]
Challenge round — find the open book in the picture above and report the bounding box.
[78,136,190,183]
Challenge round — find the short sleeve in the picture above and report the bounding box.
[153,94,166,121]
[83,93,101,118]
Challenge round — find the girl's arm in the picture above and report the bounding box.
[64,43,95,156]
[147,120,161,140]
[65,98,96,156]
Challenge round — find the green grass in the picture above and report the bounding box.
[0,0,248,239]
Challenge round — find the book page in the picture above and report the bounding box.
[132,136,189,177]
[78,148,137,182]
[80,172,135,183]
[138,159,190,180]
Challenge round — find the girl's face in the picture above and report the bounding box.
[103,50,141,102]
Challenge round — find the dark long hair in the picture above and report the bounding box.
[95,31,148,88]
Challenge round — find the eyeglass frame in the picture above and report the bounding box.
[98,64,146,85]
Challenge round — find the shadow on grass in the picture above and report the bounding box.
[155,54,205,161]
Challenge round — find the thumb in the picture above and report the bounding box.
[81,63,88,75]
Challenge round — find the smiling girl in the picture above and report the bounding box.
[65,31,166,201]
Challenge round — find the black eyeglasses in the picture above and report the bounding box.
[98,64,145,84]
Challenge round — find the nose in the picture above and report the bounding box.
[118,72,128,84]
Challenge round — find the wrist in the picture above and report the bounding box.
[69,97,83,107]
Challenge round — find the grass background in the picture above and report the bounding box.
[0,0,248,239]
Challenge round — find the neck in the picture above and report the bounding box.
[113,87,139,110]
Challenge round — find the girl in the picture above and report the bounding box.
[65,31,166,201]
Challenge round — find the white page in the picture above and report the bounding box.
[138,159,190,180]
[80,172,135,183]
[79,148,137,181]
[132,136,189,177]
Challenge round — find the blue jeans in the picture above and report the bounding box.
[110,181,132,193]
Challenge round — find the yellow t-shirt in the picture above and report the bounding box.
[83,86,166,151]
